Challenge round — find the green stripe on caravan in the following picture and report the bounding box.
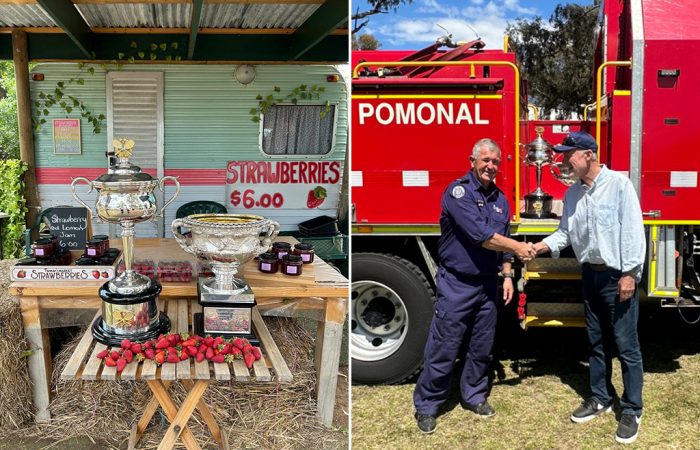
[357,101,490,126]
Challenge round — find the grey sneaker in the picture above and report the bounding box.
[570,398,612,423]
[462,401,496,418]
[615,413,641,444]
[415,413,436,434]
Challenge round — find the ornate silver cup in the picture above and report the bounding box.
[171,214,280,297]
[521,126,556,218]
[71,139,180,295]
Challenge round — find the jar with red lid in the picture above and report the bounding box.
[258,252,279,273]
[85,238,106,258]
[272,242,292,260]
[293,243,315,264]
[281,254,303,276]
[93,234,109,253]
[32,238,54,258]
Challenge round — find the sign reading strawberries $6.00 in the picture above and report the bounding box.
[226,161,341,211]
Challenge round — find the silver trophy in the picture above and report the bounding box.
[70,138,180,345]
[521,126,556,218]
[172,213,279,340]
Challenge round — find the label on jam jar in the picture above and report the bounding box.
[87,248,96,256]
[285,265,298,275]
[301,254,312,262]
[261,262,272,271]
[35,249,45,256]
[277,251,288,259]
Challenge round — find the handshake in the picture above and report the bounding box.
[514,241,548,262]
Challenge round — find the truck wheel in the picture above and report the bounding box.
[351,252,435,384]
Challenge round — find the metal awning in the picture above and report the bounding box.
[0,0,348,62]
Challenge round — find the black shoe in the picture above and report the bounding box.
[615,413,641,444]
[570,398,612,423]
[462,401,496,418]
[415,412,436,434]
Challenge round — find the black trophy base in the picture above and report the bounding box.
[92,313,171,346]
[521,192,556,219]
[193,312,259,346]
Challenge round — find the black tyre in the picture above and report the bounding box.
[351,252,435,384]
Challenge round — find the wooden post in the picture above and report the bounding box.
[12,30,40,244]
[315,297,347,427]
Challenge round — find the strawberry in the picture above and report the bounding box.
[104,358,117,367]
[213,336,224,346]
[155,338,170,349]
[167,334,180,346]
[155,351,165,366]
[232,347,243,359]
[242,344,253,355]
[306,186,327,209]
[195,352,205,363]
[181,339,196,348]
[96,349,109,359]
[116,358,127,372]
[144,348,156,360]
[130,343,142,354]
[120,338,131,350]
[204,336,214,347]
[110,351,121,361]
[135,353,145,363]
[252,346,262,360]
[232,338,244,350]
[211,354,225,363]
[123,349,133,363]
[244,352,255,369]
[180,352,190,361]
[144,340,153,349]
[218,344,231,355]
[198,344,209,355]
[205,347,215,360]
[186,346,198,357]
[166,353,180,364]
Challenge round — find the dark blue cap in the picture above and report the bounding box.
[553,131,598,152]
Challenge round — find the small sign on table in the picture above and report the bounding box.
[46,206,90,250]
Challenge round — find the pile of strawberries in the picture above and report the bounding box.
[96,333,262,373]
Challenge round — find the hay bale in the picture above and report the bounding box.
[0,259,34,430]
[25,317,346,449]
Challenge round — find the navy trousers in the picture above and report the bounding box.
[582,264,644,416]
[413,267,498,415]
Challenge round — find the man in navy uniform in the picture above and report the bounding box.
[533,131,645,444]
[413,138,536,433]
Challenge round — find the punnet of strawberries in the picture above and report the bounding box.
[96,334,263,373]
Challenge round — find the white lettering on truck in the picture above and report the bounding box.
[358,102,490,125]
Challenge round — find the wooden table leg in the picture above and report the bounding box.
[182,379,227,449]
[147,380,202,450]
[20,295,52,423]
[128,381,172,449]
[154,379,209,450]
[315,297,347,427]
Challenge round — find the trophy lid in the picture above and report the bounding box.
[526,126,553,152]
[95,138,156,183]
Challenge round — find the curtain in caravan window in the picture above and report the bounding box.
[262,105,335,155]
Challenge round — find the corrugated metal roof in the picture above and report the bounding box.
[76,4,192,28]
[0,4,56,27]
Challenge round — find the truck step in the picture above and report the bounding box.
[522,302,585,329]
[523,315,587,328]
[523,258,581,281]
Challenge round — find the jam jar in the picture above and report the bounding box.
[281,254,303,276]
[32,238,54,258]
[93,234,110,253]
[85,238,106,258]
[258,252,279,273]
[272,242,292,259]
[293,243,315,264]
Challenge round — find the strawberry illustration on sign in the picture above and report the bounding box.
[307,186,327,208]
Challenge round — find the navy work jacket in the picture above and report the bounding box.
[437,170,512,277]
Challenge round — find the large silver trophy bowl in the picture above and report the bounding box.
[521,126,556,218]
[172,214,280,296]
[70,139,179,345]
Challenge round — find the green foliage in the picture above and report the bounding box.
[352,34,382,50]
[250,84,329,122]
[31,63,105,134]
[0,62,20,159]
[352,0,413,34]
[506,3,600,118]
[0,159,28,258]
[122,41,183,64]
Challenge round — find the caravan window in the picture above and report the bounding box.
[261,104,337,156]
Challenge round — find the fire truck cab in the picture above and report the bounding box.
[351,0,700,384]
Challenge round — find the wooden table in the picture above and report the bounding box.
[61,299,292,450]
[9,237,348,427]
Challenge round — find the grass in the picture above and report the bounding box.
[351,302,700,449]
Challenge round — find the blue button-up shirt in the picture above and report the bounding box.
[438,170,513,276]
[542,166,646,281]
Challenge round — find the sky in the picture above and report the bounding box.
[352,0,593,50]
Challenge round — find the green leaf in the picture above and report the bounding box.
[43,109,49,116]
[256,94,263,100]
[249,108,258,115]
[165,55,172,61]
[171,42,179,50]
[252,116,260,123]
[150,43,158,51]
[94,126,101,133]
[87,66,94,75]
[175,56,182,62]
[65,106,72,113]
[117,52,125,60]
[150,53,157,60]
[98,114,105,120]
[39,118,46,124]
[57,81,64,88]
[130,41,138,48]
[59,101,66,108]
[273,86,281,92]
[39,92,46,99]
[159,43,167,51]
[128,56,135,64]
[300,84,307,91]
[72,99,80,107]
[291,98,298,104]
[77,78,84,85]
[34,101,40,107]
[138,52,145,59]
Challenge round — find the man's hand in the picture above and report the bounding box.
[618,275,636,301]
[514,241,536,262]
[503,277,514,305]
[533,241,550,255]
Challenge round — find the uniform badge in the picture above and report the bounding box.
[451,185,465,199]
[477,200,485,207]
[493,204,503,214]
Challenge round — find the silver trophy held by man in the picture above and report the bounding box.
[172,213,279,342]
[71,138,180,345]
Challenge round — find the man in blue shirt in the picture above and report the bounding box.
[413,138,536,433]
[533,131,645,444]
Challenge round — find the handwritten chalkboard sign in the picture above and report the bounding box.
[45,207,90,250]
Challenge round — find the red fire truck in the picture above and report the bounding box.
[350,0,700,384]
